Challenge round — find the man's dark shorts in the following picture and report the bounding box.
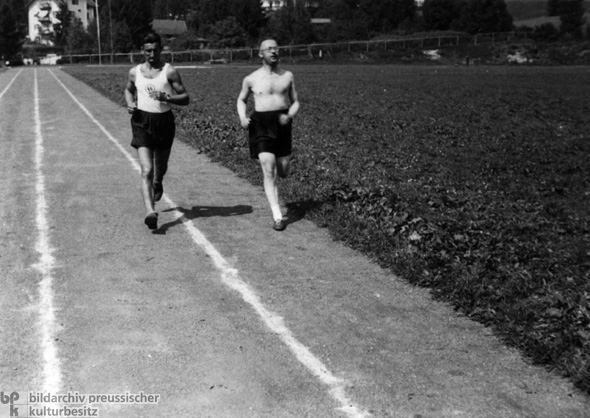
[130,109,176,149]
[248,110,292,159]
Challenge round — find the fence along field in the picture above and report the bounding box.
[62,64,590,394]
[56,31,527,65]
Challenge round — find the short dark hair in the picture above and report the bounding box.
[143,31,162,45]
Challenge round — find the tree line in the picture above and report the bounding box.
[0,0,587,59]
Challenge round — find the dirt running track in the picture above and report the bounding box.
[0,67,588,418]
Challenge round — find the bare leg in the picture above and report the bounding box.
[137,147,158,229]
[276,155,291,179]
[137,147,155,212]
[258,152,283,221]
[153,147,171,201]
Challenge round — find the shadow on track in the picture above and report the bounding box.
[153,204,253,234]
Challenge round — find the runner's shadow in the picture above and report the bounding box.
[283,204,306,226]
[153,205,253,234]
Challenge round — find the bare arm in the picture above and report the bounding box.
[237,76,252,128]
[148,66,190,105]
[124,67,137,114]
[279,72,299,125]
[164,65,190,106]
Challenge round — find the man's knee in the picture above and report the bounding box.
[259,154,276,171]
[261,166,276,180]
[277,157,290,178]
[140,165,154,180]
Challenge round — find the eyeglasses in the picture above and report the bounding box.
[261,46,279,52]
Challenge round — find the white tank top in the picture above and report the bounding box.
[135,63,173,113]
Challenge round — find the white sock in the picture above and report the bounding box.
[271,204,283,221]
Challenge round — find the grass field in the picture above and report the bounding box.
[63,63,590,394]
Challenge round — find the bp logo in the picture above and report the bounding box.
[0,391,27,418]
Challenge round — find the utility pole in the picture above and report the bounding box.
[108,0,114,64]
[95,0,102,65]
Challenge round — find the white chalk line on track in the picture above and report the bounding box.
[32,69,62,394]
[48,68,370,418]
[0,69,23,101]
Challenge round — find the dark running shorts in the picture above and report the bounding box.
[248,110,292,159]
[130,109,176,150]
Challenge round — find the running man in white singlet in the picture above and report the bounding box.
[124,31,190,230]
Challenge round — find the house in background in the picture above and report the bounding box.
[28,0,96,45]
[152,19,210,50]
[152,19,188,41]
[261,0,320,13]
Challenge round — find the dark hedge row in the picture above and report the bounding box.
[65,64,590,393]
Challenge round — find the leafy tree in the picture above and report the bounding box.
[318,0,417,40]
[4,0,27,30]
[265,0,314,45]
[94,0,136,53]
[534,22,560,41]
[330,19,372,41]
[315,0,368,40]
[229,0,266,42]
[452,0,513,34]
[187,0,230,35]
[547,0,560,16]
[357,0,416,35]
[422,0,464,30]
[68,17,94,53]
[118,0,153,48]
[167,31,208,50]
[152,0,191,19]
[109,20,135,52]
[53,0,72,48]
[559,0,586,38]
[392,0,419,29]
[0,1,24,59]
[208,16,247,47]
[318,0,360,21]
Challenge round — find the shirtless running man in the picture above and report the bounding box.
[237,39,300,231]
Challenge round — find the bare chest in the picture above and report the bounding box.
[251,75,290,96]
[139,65,164,80]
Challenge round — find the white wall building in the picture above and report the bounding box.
[28,0,96,45]
[261,0,320,13]
[261,0,285,11]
